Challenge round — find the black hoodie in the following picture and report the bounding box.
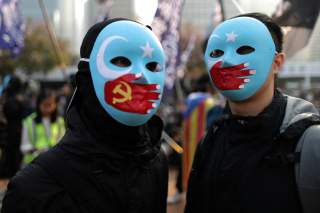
[1,19,168,213]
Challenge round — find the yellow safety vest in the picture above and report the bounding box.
[23,113,65,164]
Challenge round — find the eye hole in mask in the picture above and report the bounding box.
[236,45,255,55]
[210,49,224,58]
[110,56,132,67]
[146,62,162,72]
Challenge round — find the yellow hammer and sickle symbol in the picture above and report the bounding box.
[112,81,132,104]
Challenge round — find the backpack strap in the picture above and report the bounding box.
[295,125,320,213]
[265,112,320,163]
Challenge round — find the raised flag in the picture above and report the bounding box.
[273,0,320,29]
[152,0,184,90]
[182,92,215,189]
[96,0,114,22]
[212,0,225,28]
[0,0,24,56]
[272,0,320,58]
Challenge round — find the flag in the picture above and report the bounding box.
[96,0,114,22]
[273,0,320,29]
[182,92,215,189]
[0,0,24,56]
[152,0,185,90]
[205,0,225,49]
[212,0,225,28]
[272,0,320,58]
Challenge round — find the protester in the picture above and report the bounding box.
[21,90,65,164]
[0,76,25,209]
[2,18,168,213]
[0,76,24,179]
[185,13,320,213]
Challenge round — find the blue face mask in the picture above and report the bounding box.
[205,17,276,101]
[83,20,165,126]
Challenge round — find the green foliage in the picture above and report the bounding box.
[17,23,73,74]
[0,50,17,75]
[0,21,73,75]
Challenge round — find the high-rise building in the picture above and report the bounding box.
[54,0,98,55]
[180,0,281,36]
[109,0,134,20]
[20,0,57,21]
[21,0,98,55]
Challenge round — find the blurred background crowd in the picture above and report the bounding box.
[0,0,319,212]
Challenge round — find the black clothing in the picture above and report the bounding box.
[2,19,168,213]
[185,92,302,213]
[0,94,24,178]
[2,106,168,213]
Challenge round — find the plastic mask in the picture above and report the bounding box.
[205,17,276,101]
[83,20,165,126]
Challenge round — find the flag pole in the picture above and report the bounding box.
[231,0,245,14]
[162,131,183,154]
[38,0,67,79]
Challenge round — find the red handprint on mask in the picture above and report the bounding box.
[104,73,161,114]
[209,61,255,90]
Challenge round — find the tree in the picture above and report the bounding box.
[0,50,17,76]
[0,20,73,76]
[16,21,73,74]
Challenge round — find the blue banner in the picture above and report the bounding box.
[152,0,185,90]
[0,0,24,56]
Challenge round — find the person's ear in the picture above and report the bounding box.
[272,52,285,74]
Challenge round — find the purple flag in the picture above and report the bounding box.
[0,0,24,56]
[96,0,114,22]
[152,0,185,90]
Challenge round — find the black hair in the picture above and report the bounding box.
[34,90,57,123]
[233,12,283,53]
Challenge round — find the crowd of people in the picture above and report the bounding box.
[0,13,319,213]
[0,76,73,206]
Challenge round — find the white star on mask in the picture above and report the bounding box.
[226,31,238,42]
[141,42,154,58]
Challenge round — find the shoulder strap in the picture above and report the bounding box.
[295,125,320,213]
[266,114,320,165]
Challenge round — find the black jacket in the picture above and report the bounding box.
[0,94,24,178]
[2,106,168,213]
[185,92,303,213]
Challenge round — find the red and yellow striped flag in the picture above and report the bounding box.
[182,93,214,189]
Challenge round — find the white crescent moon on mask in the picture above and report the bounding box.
[96,35,132,79]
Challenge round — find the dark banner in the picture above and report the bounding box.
[273,0,320,28]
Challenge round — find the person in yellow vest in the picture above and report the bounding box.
[21,90,65,164]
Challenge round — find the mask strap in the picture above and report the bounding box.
[80,58,90,62]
